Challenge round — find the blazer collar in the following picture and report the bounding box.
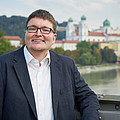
[13,46,38,119]
[50,51,62,119]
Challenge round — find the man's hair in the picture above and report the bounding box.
[26,9,57,32]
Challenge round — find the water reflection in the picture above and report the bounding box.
[81,69,120,95]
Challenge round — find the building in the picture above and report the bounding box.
[64,16,120,61]
[3,36,22,47]
[52,40,79,51]
[66,16,120,42]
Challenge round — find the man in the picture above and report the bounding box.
[0,9,100,120]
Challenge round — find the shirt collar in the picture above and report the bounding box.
[24,46,50,65]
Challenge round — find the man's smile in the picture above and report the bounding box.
[32,40,44,42]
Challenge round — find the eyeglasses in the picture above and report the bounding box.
[26,26,55,34]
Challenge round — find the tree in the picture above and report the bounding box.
[0,29,5,37]
[51,47,64,55]
[101,47,117,63]
[79,52,96,66]
[64,50,80,64]
[91,43,99,49]
[92,47,102,64]
[20,39,25,46]
[76,41,91,50]
[0,38,11,55]
[101,47,108,63]
[8,45,21,53]
[76,41,91,55]
[107,49,117,63]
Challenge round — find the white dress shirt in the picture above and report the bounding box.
[24,46,54,120]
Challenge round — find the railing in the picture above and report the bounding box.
[75,94,120,120]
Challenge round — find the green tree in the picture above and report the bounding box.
[8,45,21,53]
[91,43,99,49]
[101,47,108,62]
[0,29,5,37]
[0,38,11,55]
[92,47,102,64]
[51,47,64,55]
[101,47,117,63]
[112,54,117,63]
[107,49,117,63]
[79,52,96,66]
[76,41,91,50]
[76,41,91,55]
[64,49,80,63]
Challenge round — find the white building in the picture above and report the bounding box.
[3,36,22,47]
[66,16,120,42]
[52,40,79,51]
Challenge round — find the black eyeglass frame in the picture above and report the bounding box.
[26,26,56,34]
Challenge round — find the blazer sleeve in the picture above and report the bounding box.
[73,64,100,120]
[0,61,4,120]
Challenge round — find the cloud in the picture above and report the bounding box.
[0,0,120,28]
[16,0,42,8]
[98,0,120,4]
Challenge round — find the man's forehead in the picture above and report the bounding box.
[27,17,53,27]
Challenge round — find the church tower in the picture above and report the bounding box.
[103,19,112,34]
[66,17,76,40]
[79,15,88,41]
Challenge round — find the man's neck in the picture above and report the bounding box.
[27,49,49,62]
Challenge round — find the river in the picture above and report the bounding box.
[81,68,120,96]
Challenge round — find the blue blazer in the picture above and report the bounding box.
[0,46,100,120]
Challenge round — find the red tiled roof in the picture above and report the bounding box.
[108,34,120,37]
[88,32,105,36]
[55,40,63,43]
[55,40,106,44]
[64,40,79,43]
[89,41,105,44]
[3,36,22,41]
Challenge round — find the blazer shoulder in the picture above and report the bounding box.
[0,47,24,63]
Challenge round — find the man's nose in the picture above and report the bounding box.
[36,28,42,35]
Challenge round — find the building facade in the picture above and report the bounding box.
[66,16,120,42]
[3,36,22,47]
[52,40,79,51]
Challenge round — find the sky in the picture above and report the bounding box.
[0,0,120,29]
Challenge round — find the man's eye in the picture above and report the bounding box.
[29,27,36,30]
[42,28,50,32]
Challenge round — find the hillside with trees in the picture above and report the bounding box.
[0,15,66,40]
[0,15,26,39]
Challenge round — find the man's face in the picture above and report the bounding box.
[25,17,56,54]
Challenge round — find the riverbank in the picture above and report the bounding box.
[77,64,120,74]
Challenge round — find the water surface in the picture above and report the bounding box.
[81,69,120,95]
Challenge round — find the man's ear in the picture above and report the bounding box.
[52,33,57,45]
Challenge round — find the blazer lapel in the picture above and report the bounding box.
[50,51,62,120]
[13,47,37,119]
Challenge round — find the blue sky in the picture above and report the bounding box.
[0,0,120,29]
